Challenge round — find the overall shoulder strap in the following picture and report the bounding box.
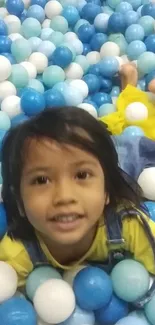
[22,238,49,267]
[105,206,155,308]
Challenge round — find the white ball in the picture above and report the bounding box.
[65,62,83,79]
[115,56,124,70]
[0,56,12,81]
[33,279,75,324]
[0,8,8,18]
[121,55,129,64]
[0,81,16,100]
[86,51,101,64]
[63,265,87,287]
[0,261,18,303]
[138,168,155,200]
[4,15,21,34]
[1,95,22,118]
[78,103,98,118]
[9,33,23,41]
[20,61,37,79]
[45,0,63,19]
[22,0,31,8]
[100,42,120,58]
[125,102,148,122]
[64,32,78,42]
[42,19,51,28]
[29,52,48,74]
[37,317,49,325]
[71,39,83,55]
[69,79,88,99]
[94,13,109,32]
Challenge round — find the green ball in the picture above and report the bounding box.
[21,18,41,39]
[50,16,68,34]
[26,266,62,301]
[139,16,154,37]
[43,65,65,88]
[8,64,29,88]
[48,32,64,47]
[74,55,90,74]
[145,294,155,325]
[108,33,128,55]
[11,38,32,63]
[111,259,150,302]
[28,79,44,93]
[137,52,155,77]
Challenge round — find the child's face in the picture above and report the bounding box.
[20,137,108,246]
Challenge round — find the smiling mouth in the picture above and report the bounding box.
[52,214,84,223]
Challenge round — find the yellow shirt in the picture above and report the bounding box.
[0,213,155,288]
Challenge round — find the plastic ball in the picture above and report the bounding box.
[145,294,155,325]
[125,10,139,26]
[111,259,150,302]
[44,88,66,107]
[65,62,83,79]
[0,81,16,100]
[0,111,11,130]
[138,168,155,200]
[90,33,108,51]
[21,17,41,38]
[33,279,75,324]
[0,55,12,81]
[21,88,45,116]
[28,36,42,51]
[100,41,120,57]
[11,38,32,63]
[11,113,29,127]
[20,62,37,79]
[6,0,24,17]
[29,52,48,74]
[63,266,86,287]
[94,13,109,33]
[137,51,155,76]
[111,85,120,97]
[52,46,73,68]
[139,16,154,36]
[0,36,12,54]
[59,305,95,325]
[115,314,150,325]
[42,19,51,28]
[62,5,80,27]
[75,54,90,73]
[116,1,133,13]
[40,28,53,41]
[122,126,145,136]
[92,92,112,106]
[44,0,63,19]
[1,95,22,118]
[26,266,62,301]
[0,261,18,303]
[81,3,102,23]
[0,297,37,325]
[27,4,45,23]
[63,85,83,106]
[48,31,64,46]
[95,295,129,325]
[9,33,23,41]
[127,40,146,60]
[125,102,148,122]
[108,12,127,33]
[100,78,112,92]
[0,19,8,35]
[8,64,29,88]
[64,31,78,42]
[144,201,155,222]
[83,73,100,94]
[74,18,88,33]
[78,103,97,118]
[141,3,155,18]
[77,23,95,43]
[100,56,119,78]
[0,203,7,238]
[145,34,155,52]
[125,24,145,42]
[50,16,68,34]
[107,0,122,9]
[43,65,65,88]
[98,103,116,117]
[31,0,46,8]
[71,39,83,55]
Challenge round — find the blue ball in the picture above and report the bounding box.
[92,92,112,107]
[141,3,155,18]
[99,57,119,78]
[145,34,155,52]
[88,63,101,76]
[127,40,146,60]
[83,74,101,93]
[108,12,126,33]
[44,89,66,107]
[20,9,28,22]
[145,70,155,89]
[137,78,146,91]
[31,0,46,8]
[95,295,129,324]
[87,0,101,5]
[100,77,112,93]
[0,36,12,53]
[0,203,7,239]
[62,6,80,27]
[116,1,133,14]
[83,99,98,109]
[144,201,155,222]
[1,52,16,64]
[11,113,29,127]
[90,33,108,51]
[124,10,139,26]
[122,126,144,137]
[77,23,95,43]
[0,20,8,36]
[115,314,150,325]
[125,24,144,42]
[60,305,95,325]
[27,4,45,23]
[73,266,113,310]
[21,89,46,116]
[52,46,73,68]
[81,3,102,23]
[0,297,37,325]
[82,43,91,55]
[111,86,120,97]
[6,0,24,17]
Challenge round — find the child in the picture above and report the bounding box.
[0,106,155,299]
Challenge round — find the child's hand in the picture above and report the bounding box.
[119,63,138,90]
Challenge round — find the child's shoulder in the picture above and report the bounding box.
[0,233,25,260]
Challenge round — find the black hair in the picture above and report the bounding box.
[1,106,143,241]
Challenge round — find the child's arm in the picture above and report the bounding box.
[119,63,138,90]
[123,214,155,274]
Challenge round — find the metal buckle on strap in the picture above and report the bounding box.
[107,238,125,245]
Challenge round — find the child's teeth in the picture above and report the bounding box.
[54,215,79,222]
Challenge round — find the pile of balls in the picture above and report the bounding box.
[0,258,154,325]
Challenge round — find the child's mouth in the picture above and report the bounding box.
[51,214,84,231]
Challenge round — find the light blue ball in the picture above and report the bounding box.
[63,85,83,106]
[126,0,142,10]
[137,78,146,91]
[92,92,112,107]
[122,126,144,137]
[38,40,55,58]
[99,56,119,78]
[116,2,133,14]
[52,81,68,95]
[145,34,155,53]
[115,315,150,325]
[0,297,37,325]
[40,28,53,40]
[48,31,64,47]
[21,88,45,116]
[125,24,144,42]
[59,305,95,325]
[27,4,45,23]
[74,18,88,33]
[1,52,16,64]
[139,16,154,36]
[111,86,120,97]
[107,0,122,9]
[145,291,155,325]
[141,3,155,18]
[28,36,42,51]
[98,103,116,117]
[144,201,155,222]
[28,78,44,93]
[62,5,80,26]
[75,55,90,73]
[0,20,8,36]
[50,16,68,34]
[21,17,41,38]
[124,10,139,26]
[94,13,109,33]
[11,38,32,62]
[11,113,29,127]
[127,40,146,60]
[0,111,11,130]
[44,88,66,107]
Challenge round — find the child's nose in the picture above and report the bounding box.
[52,179,77,206]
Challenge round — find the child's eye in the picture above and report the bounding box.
[32,176,49,185]
[76,171,92,180]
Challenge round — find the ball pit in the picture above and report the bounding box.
[0,0,155,324]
